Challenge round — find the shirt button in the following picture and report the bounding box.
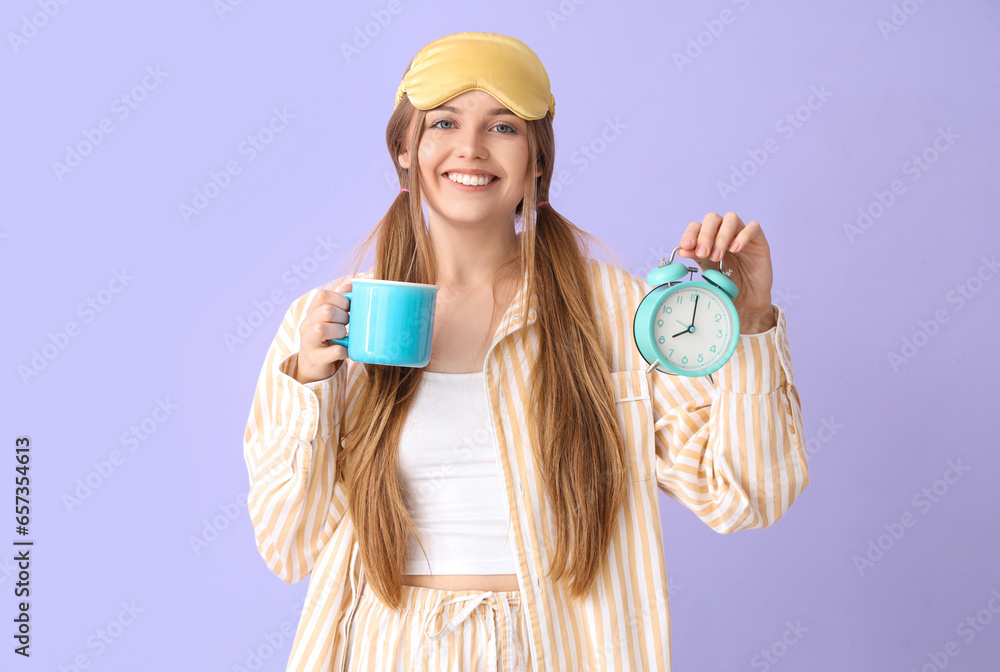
[302,410,313,421]
[517,479,524,495]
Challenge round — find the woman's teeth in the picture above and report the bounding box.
[447,173,495,186]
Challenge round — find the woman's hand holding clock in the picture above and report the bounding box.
[677,212,777,334]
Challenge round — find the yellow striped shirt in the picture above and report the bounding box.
[243,258,808,671]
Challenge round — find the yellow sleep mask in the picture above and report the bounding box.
[394,32,555,121]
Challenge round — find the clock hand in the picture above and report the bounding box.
[672,295,700,337]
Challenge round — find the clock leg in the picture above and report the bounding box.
[706,373,714,385]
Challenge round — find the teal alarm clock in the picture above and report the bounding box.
[633,246,740,382]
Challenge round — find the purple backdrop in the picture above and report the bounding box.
[4,0,999,670]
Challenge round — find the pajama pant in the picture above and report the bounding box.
[343,575,531,671]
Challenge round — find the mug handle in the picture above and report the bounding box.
[331,291,352,348]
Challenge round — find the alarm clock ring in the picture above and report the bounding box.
[632,246,741,383]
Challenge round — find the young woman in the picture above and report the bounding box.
[244,31,808,672]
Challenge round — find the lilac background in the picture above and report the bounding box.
[3,0,999,670]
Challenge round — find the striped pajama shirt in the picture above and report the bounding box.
[243,258,808,671]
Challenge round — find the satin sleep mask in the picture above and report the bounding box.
[394,32,556,121]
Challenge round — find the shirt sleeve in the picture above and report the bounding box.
[650,304,809,532]
[242,288,351,583]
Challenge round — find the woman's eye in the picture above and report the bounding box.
[428,119,517,134]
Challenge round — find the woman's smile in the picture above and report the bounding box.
[443,171,501,192]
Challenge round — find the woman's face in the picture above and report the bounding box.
[398,89,541,229]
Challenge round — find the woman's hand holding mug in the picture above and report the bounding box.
[295,281,352,384]
[294,278,439,382]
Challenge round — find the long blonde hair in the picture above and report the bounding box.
[337,93,629,609]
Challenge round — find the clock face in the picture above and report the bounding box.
[651,284,737,374]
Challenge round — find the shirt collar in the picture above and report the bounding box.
[491,273,538,347]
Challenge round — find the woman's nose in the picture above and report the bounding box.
[455,126,488,158]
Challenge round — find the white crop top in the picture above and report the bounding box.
[397,371,517,575]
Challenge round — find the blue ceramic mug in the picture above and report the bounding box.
[332,279,439,367]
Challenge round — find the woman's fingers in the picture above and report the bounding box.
[711,212,743,261]
[296,283,353,384]
[729,219,764,254]
[306,288,351,325]
[303,285,351,345]
[311,319,348,346]
[679,212,746,265]
[679,220,701,255]
[695,212,723,260]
